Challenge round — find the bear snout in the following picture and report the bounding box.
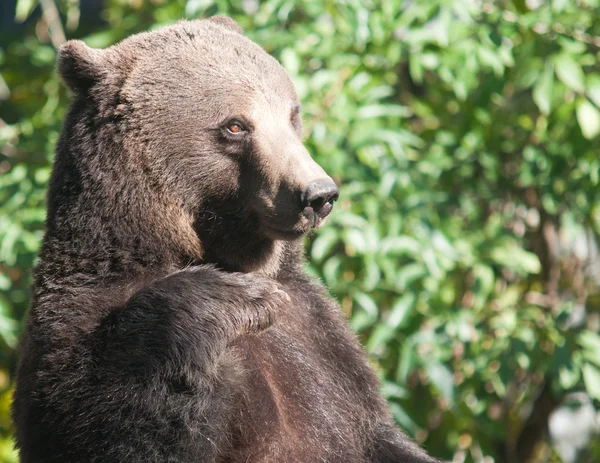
[301,178,339,227]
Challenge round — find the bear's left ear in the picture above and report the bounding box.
[57,40,106,94]
[206,16,244,35]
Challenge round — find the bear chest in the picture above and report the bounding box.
[227,306,380,462]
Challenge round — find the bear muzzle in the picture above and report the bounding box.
[301,179,339,228]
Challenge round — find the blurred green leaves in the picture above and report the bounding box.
[554,53,586,93]
[1,0,600,462]
[577,99,600,139]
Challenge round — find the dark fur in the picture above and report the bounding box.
[12,17,439,463]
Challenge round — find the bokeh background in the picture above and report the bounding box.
[2,0,600,461]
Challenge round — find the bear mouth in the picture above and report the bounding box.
[257,194,337,241]
[262,209,332,241]
[263,222,311,241]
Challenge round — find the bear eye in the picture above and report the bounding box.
[290,107,301,123]
[225,120,246,134]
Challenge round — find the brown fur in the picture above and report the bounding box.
[12,17,439,463]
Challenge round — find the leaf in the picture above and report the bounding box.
[478,46,504,76]
[533,60,553,115]
[379,171,398,197]
[379,236,421,256]
[559,365,581,390]
[489,244,541,275]
[552,0,569,12]
[422,248,442,279]
[431,231,458,261]
[387,294,416,329]
[408,54,423,84]
[184,0,214,16]
[396,263,427,291]
[0,297,16,348]
[425,362,454,403]
[473,264,494,299]
[322,256,342,287]
[380,381,408,400]
[333,210,369,229]
[343,229,368,255]
[512,0,528,13]
[311,228,338,261]
[516,249,542,274]
[366,324,393,353]
[554,54,585,93]
[15,0,37,22]
[356,104,413,119]
[578,331,600,366]
[350,310,375,333]
[582,363,600,401]
[388,403,418,435]
[577,99,600,139]
[397,340,415,384]
[363,259,381,291]
[353,292,379,319]
[0,274,10,291]
[587,74,600,108]
[280,48,300,75]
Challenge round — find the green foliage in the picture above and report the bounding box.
[2,0,600,461]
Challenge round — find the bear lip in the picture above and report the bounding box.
[263,224,307,241]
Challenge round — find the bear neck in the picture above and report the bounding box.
[41,188,202,285]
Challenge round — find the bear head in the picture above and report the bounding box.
[54,17,338,275]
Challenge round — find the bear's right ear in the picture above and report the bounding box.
[57,40,105,93]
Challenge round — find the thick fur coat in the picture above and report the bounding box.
[12,17,439,463]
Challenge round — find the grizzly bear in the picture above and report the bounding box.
[12,16,439,463]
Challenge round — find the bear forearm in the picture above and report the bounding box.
[94,265,287,376]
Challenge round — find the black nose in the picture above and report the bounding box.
[302,179,339,213]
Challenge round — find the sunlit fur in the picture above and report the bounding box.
[12,17,439,463]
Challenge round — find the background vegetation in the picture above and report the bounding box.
[1,0,600,461]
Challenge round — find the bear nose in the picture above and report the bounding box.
[302,179,339,218]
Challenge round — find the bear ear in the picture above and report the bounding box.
[57,40,105,93]
[206,16,244,35]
